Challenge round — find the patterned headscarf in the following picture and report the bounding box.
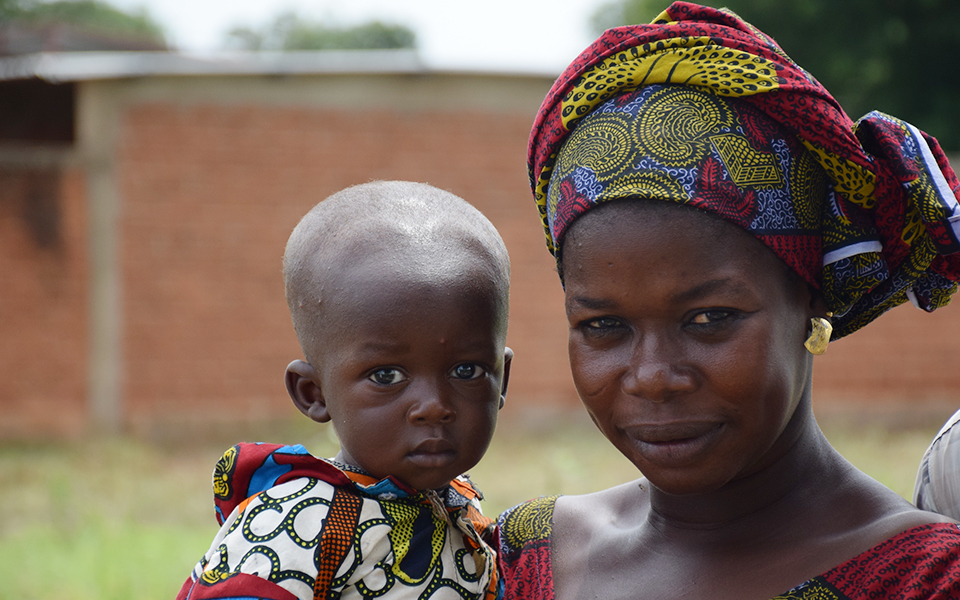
[530,2,960,338]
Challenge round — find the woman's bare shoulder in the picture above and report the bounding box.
[554,478,650,533]
[835,467,957,540]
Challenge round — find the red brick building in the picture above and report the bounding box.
[1,50,958,439]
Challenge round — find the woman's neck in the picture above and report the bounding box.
[645,403,843,534]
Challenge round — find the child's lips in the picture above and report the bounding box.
[407,439,456,467]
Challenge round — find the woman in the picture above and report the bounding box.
[498,3,960,598]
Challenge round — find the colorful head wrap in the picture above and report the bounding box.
[530,2,960,338]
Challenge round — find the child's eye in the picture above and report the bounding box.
[450,363,485,380]
[368,368,405,385]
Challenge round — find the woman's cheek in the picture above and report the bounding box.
[569,344,617,405]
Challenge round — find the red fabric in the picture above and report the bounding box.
[498,536,554,600]
[213,443,352,525]
[823,523,960,599]
[213,443,419,526]
[176,572,300,600]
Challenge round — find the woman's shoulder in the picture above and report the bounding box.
[856,521,960,564]
[497,479,647,549]
[496,481,648,563]
[495,482,648,600]
[497,495,562,554]
[551,479,648,537]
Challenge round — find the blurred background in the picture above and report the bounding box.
[2,0,959,597]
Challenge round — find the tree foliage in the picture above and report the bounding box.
[224,12,416,52]
[591,0,960,150]
[0,0,165,44]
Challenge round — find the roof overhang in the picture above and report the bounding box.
[0,49,559,83]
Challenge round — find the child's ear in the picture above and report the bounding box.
[285,360,330,423]
[499,347,513,410]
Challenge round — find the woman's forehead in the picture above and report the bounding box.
[561,201,787,287]
[564,200,747,253]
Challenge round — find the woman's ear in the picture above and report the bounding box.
[285,360,330,423]
[499,347,514,410]
[808,284,830,319]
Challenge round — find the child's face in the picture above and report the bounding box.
[301,265,509,491]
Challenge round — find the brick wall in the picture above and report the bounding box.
[2,76,959,439]
[814,298,960,404]
[114,100,960,432]
[0,163,88,437]
[115,102,577,433]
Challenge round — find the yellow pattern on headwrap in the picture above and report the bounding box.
[559,38,781,134]
[901,200,927,247]
[800,139,876,209]
[556,111,634,182]
[636,85,735,167]
[535,37,783,252]
[712,134,782,187]
[604,170,690,203]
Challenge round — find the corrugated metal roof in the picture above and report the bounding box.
[0,49,558,83]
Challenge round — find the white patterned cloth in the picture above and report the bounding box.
[177,443,499,600]
[915,408,960,520]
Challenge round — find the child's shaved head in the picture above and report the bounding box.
[283,181,510,366]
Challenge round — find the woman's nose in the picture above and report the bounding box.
[621,336,696,401]
[407,386,456,424]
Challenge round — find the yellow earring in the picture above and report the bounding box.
[804,317,833,355]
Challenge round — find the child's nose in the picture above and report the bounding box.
[408,386,455,424]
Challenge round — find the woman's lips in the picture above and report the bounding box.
[626,422,724,465]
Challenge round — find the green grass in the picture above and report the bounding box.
[0,411,945,600]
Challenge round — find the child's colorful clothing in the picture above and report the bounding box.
[177,443,500,600]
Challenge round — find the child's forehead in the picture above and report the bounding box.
[308,251,506,348]
[322,238,497,296]
[315,219,492,272]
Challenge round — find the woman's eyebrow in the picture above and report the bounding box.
[567,279,752,310]
[566,295,617,310]
[669,278,750,304]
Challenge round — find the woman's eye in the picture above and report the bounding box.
[585,317,622,330]
[690,310,733,325]
[369,368,405,385]
[450,363,485,380]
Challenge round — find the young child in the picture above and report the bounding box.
[176,181,512,600]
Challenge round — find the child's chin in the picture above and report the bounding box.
[403,472,458,492]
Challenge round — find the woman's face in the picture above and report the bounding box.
[561,202,815,495]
